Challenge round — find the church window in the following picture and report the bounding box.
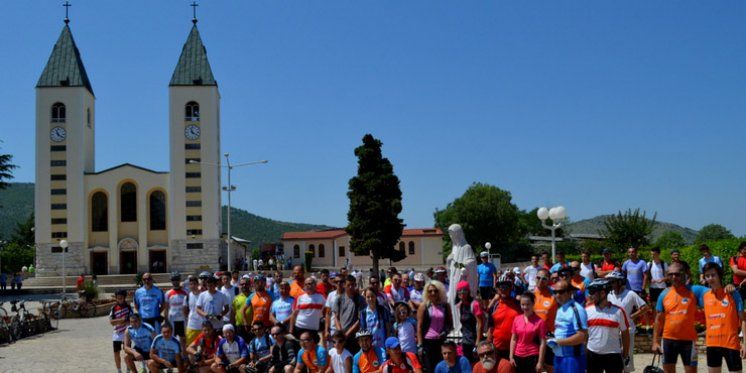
[51,203,67,210]
[51,174,66,180]
[91,192,108,231]
[186,186,201,193]
[149,191,167,231]
[187,243,203,249]
[51,232,67,238]
[185,143,201,150]
[51,160,66,167]
[120,183,137,222]
[185,158,201,164]
[185,102,200,121]
[186,215,202,221]
[399,242,405,252]
[338,246,345,257]
[51,103,66,123]
[408,241,415,255]
[319,244,325,258]
[51,218,67,225]
[187,229,203,236]
[186,172,201,178]
[50,145,66,152]
[293,245,300,258]
[186,200,202,207]
[51,188,66,195]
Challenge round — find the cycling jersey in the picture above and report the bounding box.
[608,288,646,333]
[165,288,188,322]
[533,288,558,332]
[386,286,410,303]
[109,303,133,340]
[297,345,328,373]
[289,280,305,299]
[248,334,273,359]
[271,296,294,324]
[656,284,707,341]
[186,290,204,330]
[352,347,385,373]
[191,332,220,358]
[488,298,521,351]
[554,300,588,358]
[246,291,273,326]
[134,286,164,319]
[151,335,181,364]
[127,323,155,351]
[478,262,497,287]
[381,352,422,373]
[702,288,744,350]
[217,336,249,364]
[233,293,248,326]
[409,288,424,305]
[196,290,230,329]
[293,293,325,330]
[585,304,629,355]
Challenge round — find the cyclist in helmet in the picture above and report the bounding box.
[585,278,630,373]
[353,329,384,373]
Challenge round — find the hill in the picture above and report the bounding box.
[565,215,698,244]
[0,182,331,245]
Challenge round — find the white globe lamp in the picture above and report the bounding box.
[537,207,549,221]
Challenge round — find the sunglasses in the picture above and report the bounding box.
[537,276,549,281]
[478,351,495,358]
[428,289,438,294]
[667,272,682,277]
[554,288,570,294]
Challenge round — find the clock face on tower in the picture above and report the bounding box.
[50,126,67,142]
[185,125,201,140]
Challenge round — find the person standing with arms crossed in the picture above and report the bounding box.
[700,262,746,373]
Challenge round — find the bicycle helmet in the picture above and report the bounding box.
[170,271,182,281]
[587,278,612,294]
[199,271,212,279]
[355,329,373,339]
[254,275,266,283]
[607,270,626,281]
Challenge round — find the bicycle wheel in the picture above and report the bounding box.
[78,302,95,318]
[10,318,22,341]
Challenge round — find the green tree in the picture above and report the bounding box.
[346,134,404,275]
[695,224,734,244]
[600,208,657,252]
[10,213,34,247]
[519,208,564,237]
[655,231,686,250]
[434,183,524,260]
[0,141,17,191]
[0,242,34,273]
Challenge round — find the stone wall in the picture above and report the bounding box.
[170,239,221,273]
[36,242,87,277]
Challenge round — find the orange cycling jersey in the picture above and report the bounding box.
[248,292,273,326]
[290,281,305,299]
[656,285,706,341]
[703,288,744,350]
[533,288,558,332]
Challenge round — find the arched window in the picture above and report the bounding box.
[91,192,108,231]
[309,244,316,257]
[293,245,300,258]
[120,183,137,222]
[149,191,166,230]
[408,241,415,255]
[319,244,325,258]
[51,103,66,123]
[185,101,200,121]
[398,242,405,252]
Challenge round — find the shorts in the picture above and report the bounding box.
[186,328,201,346]
[113,341,123,353]
[133,347,151,360]
[706,347,742,371]
[649,288,664,304]
[142,317,161,333]
[586,350,623,373]
[479,286,495,300]
[738,286,746,304]
[662,339,697,367]
[172,320,185,337]
[554,353,586,372]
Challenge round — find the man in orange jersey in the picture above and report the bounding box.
[700,262,746,373]
[289,265,307,299]
[533,268,558,373]
[652,262,709,373]
[352,329,384,373]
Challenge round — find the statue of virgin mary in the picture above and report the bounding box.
[446,224,478,331]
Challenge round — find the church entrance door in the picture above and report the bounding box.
[90,252,108,275]
[149,250,167,273]
[120,251,137,274]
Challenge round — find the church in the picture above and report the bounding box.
[34,16,223,276]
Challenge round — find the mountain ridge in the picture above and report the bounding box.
[564,214,698,244]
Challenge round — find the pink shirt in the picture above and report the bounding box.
[425,304,445,339]
[511,313,546,358]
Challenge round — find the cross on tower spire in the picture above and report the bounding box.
[63,1,71,24]
[191,1,199,24]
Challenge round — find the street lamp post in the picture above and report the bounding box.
[537,206,567,262]
[190,155,267,272]
[59,239,69,294]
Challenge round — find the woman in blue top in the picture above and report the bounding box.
[360,287,391,349]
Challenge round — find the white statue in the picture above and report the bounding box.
[446,224,478,332]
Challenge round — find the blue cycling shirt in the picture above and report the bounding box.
[151,335,181,363]
[127,323,155,351]
[134,286,164,319]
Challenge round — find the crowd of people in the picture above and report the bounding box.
[106,241,746,373]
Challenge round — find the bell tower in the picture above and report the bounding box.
[34,21,95,276]
[168,21,222,271]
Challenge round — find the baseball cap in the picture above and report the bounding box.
[456,281,470,292]
[480,251,489,257]
[512,267,521,274]
[384,337,400,349]
[602,248,611,254]
[413,273,426,282]
[434,266,447,274]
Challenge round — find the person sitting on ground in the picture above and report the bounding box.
[148,322,184,373]
[186,321,220,373]
[434,340,472,373]
[123,313,156,373]
[381,336,423,373]
[352,329,385,373]
[294,330,328,373]
[213,324,249,373]
[247,321,274,372]
[326,330,353,373]
[269,324,300,373]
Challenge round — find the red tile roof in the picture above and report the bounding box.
[281,227,443,241]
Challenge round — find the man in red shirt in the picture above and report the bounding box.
[315,269,334,297]
[487,275,522,361]
[473,341,516,373]
[541,252,552,271]
[730,241,746,300]
[597,248,618,278]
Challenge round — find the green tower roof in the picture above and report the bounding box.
[170,25,217,87]
[36,25,94,95]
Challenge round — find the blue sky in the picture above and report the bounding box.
[2,1,745,235]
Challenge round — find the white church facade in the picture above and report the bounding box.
[34,20,223,276]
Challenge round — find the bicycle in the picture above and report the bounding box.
[39,300,61,331]
[11,300,38,338]
[0,302,13,344]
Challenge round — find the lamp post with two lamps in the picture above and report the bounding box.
[190,154,268,272]
[536,206,567,263]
